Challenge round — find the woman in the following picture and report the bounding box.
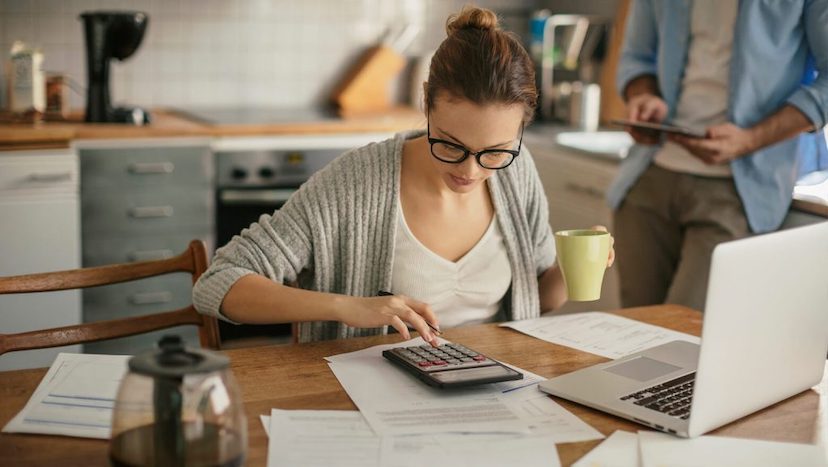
[193,6,614,345]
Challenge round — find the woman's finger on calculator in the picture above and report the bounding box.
[388,315,410,340]
[398,306,437,346]
[401,296,441,332]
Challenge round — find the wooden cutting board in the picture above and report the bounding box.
[331,45,406,115]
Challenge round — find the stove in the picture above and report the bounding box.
[176,107,339,125]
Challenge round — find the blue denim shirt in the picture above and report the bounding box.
[607,0,828,233]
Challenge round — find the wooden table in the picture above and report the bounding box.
[1,305,826,466]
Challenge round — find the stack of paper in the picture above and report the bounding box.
[263,409,564,467]
[325,337,603,442]
[572,430,828,467]
[2,353,129,439]
[261,337,606,466]
[500,312,700,359]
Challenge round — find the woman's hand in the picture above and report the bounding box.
[626,94,669,145]
[339,295,440,346]
[590,225,615,267]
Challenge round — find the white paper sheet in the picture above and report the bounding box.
[501,312,700,359]
[379,433,561,467]
[266,409,381,467]
[2,353,129,439]
[325,337,603,443]
[260,414,271,436]
[638,431,828,467]
[501,390,604,444]
[572,430,639,467]
[264,409,562,467]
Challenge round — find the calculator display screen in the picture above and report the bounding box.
[430,365,516,384]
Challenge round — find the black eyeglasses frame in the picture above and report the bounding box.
[426,120,525,170]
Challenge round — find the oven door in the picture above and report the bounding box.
[216,187,297,247]
[215,187,298,344]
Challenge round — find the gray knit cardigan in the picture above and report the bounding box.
[193,130,556,342]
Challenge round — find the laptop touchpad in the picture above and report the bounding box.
[604,357,681,382]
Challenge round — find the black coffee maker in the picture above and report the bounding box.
[80,11,151,124]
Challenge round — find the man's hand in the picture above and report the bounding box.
[626,94,669,145]
[669,123,758,165]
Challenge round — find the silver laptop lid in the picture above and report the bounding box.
[688,222,828,437]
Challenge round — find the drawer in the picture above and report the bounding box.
[82,187,214,235]
[0,151,78,195]
[82,232,214,267]
[540,156,616,195]
[547,178,609,216]
[83,275,194,321]
[549,199,613,231]
[81,146,213,191]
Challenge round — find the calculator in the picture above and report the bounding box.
[382,342,523,388]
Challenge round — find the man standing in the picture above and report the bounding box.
[610,0,828,310]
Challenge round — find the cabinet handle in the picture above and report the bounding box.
[564,182,604,199]
[27,172,73,183]
[129,291,173,305]
[128,249,174,262]
[128,206,174,218]
[128,162,175,174]
[220,189,296,205]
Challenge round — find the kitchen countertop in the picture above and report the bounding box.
[0,106,425,150]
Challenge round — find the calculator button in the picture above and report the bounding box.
[433,360,447,365]
[472,355,485,361]
[418,361,432,367]
[446,359,461,365]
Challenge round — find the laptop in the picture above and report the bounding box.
[539,222,828,437]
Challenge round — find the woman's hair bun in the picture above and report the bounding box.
[446,6,500,36]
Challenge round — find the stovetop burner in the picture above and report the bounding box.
[176,107,339,125]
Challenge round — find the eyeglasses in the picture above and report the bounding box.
[427,120,524,170]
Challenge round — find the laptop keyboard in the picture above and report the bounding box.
[620,373,695,419]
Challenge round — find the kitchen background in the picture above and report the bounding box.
[2,0,824,371]
[0,0,619,111]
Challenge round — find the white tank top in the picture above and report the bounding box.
[391,203,512,328]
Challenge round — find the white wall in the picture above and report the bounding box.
[0,0,534,111]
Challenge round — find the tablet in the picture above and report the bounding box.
[611,119,706,138]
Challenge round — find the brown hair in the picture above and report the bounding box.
[426,6,537,121]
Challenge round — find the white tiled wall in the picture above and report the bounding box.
[0,0,535,111]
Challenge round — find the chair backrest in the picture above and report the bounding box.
[0,240,220,355]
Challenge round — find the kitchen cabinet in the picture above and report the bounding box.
[528,129,623,313]
[78,138,214,355]
[0,148,81,370]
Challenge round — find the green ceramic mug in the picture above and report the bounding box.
[554,229,611,301]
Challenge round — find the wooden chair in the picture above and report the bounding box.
[0,240,220,355]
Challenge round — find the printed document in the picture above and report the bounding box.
[3,353,129,439]
[325,337,603,442]
[501,312,700,359]
[266,410,381,467]
[264,409,562,467]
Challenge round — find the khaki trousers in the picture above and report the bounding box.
[613,164,751,311]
